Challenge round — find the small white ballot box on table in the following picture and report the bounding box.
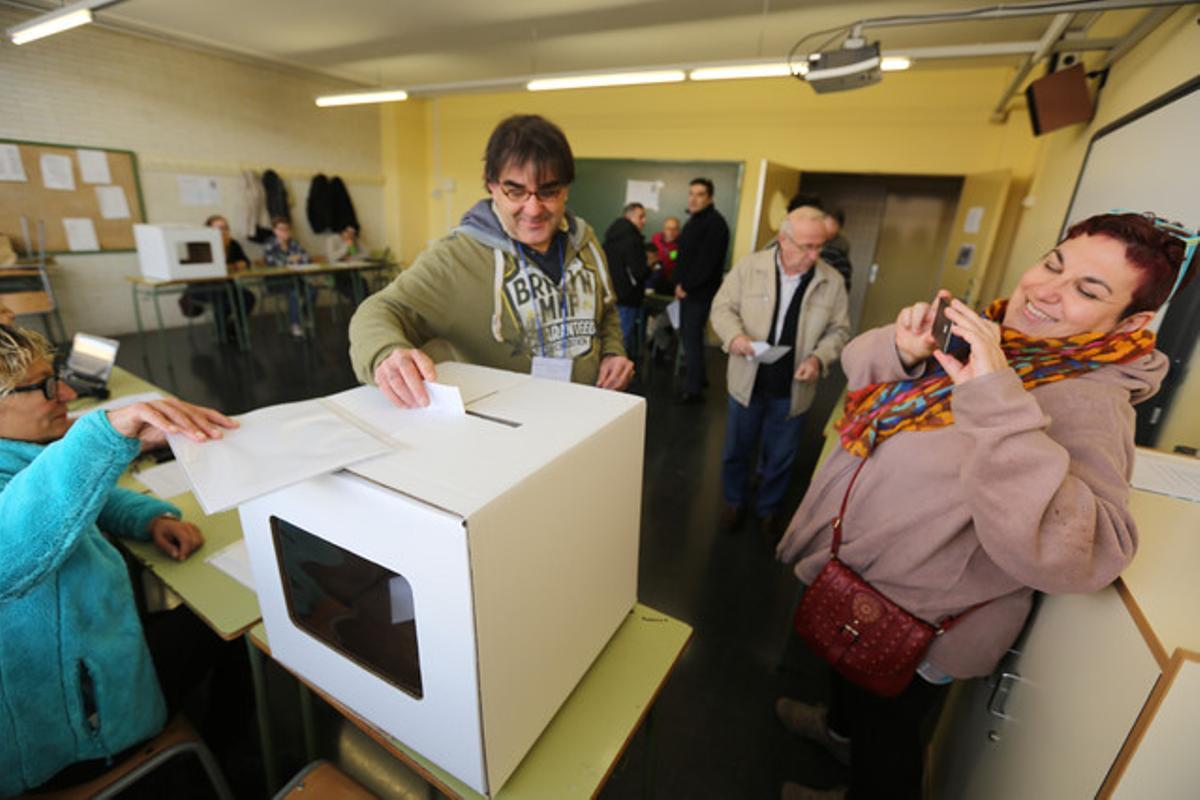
[173,363,645,797]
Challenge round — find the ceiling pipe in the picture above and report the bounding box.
[991,13,1075,121]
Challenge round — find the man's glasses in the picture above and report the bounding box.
[10,374,60,400]
[498,181,566,204]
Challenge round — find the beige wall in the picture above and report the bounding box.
[0,7,383,336]
[397,65,1043,268]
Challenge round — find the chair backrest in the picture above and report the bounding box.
[32,715,233,800]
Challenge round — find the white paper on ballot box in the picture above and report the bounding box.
[167,398,391,514]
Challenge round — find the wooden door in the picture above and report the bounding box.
[749,159,802,251]
[857,180,959,335]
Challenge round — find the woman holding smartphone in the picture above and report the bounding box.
[774,212,1195,800]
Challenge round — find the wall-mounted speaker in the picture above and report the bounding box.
[1026,63,1093,135]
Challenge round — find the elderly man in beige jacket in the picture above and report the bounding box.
[711,207,851,537]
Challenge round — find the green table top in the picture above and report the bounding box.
[123,489,260,640]
[250,602,692,799]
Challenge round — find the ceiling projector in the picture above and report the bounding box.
[801,40,882,93]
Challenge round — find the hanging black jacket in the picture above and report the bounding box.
[307,173,332,233]
[603,216,649,307]
[328,176,359,233]
[262,169,290,222]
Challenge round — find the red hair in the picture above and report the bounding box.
[1063,213,1191,316]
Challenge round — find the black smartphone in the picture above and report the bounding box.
[931,296,970,358]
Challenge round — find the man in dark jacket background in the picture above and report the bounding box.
[674,177,730,403]
[603,202,650,356]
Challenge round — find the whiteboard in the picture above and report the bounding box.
[1064,81,1199,234]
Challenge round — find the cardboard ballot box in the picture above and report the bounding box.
[134,223,226,281]
[238,364,645,796]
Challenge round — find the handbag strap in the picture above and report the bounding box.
[829,457,869,558]
[827,456,988,634]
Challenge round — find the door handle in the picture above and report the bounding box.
[986,671,1020,720]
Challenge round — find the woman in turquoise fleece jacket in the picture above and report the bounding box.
[0,324,235,796]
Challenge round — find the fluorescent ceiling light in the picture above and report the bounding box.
[689,63,804,81]
[881,56,913,71]
[527,70,685,92]
[315,89,409,107]
[7,0,121,45]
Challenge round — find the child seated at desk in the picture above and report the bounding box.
[0,324,245,795]
[263,217,317,339]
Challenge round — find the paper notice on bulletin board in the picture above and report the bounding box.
[177,175,221,207]
[0,145,26,182]
[62,218,99,251]
[77,149,112,184]
[95,186,130,219]
[40,154,75,191]
[625,179,665,212]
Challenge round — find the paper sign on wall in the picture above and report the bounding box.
[40,154,75,191]
[62,217,99,251]
[963,206,985,234]
[178,175,221,207]
[77,149,112,184]
[0,145,26,182]
[625,179,665,212]
[95,186,130,219]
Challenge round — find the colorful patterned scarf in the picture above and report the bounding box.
[836,299,1156,457]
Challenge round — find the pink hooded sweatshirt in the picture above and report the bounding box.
[777,324,1168,678]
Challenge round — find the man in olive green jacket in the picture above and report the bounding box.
[349,115,633,407]
[710,207,851,535]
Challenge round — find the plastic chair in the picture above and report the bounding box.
[34,715,234,800]
[273,760,375,799]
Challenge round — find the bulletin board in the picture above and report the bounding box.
[0,137,146,254]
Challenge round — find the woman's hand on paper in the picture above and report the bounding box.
[108,399,237,448]
[375,347,438,408]
[148,515,204,561]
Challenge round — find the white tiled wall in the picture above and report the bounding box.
[0,8,384,336]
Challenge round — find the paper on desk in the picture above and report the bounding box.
[750,342,792,364]
[206,539,256,592]
[62,218,99,252]
[1132,448,1200,503]
[95,186,130,219]
[40,154,75,190]
[0,144,26,182]
[167,398,391,514]
[666,299,681,330]
[68,391,165,419]
[76,149,112,184]
[133,460,192,499]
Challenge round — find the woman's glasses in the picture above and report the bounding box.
[10,374,60,400]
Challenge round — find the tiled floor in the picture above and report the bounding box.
[113,308,849,799]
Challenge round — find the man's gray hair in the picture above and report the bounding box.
[780,205,827,237]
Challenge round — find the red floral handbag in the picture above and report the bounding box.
[793,459,980,698]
